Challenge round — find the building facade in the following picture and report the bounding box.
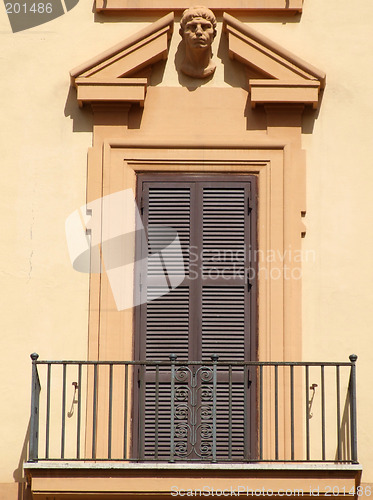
[0,0,372,498]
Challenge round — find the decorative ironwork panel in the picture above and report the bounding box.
[171,362,217,460]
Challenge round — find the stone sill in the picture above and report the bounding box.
[24,461,362,472]
[24,461,362,499]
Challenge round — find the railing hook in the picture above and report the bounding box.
[308,383,318,418]
[67,382,79,418]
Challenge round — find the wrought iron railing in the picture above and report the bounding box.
[28,353,358,463]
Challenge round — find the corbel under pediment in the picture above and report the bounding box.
[70,12,174,107]
[223,13,326,108]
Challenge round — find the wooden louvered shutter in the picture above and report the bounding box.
[199,183,254,362]
[199,183,255,459]
[137,181,194,459]
[135,174,257,460]
[139,182,193,361]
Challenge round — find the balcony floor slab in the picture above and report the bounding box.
[24,461,362,500]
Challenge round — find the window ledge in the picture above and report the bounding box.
[24,461,362,471]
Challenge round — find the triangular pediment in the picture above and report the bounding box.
[223,13,325,108]
[70,13,174,107]
[70,11,325,109]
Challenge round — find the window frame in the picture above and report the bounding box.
[86,139,303,460]
[90,139,299,366]
[134,172,258,363]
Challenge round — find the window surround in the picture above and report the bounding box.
[91,139,303,369]
[83,138,305,460]
[68,12,324,462]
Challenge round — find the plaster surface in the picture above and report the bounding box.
[0,0,373,495]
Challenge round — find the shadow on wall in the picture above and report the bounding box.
[216,21,321,133]
[174,40,215,90]
[235,13,302,24]
[337,394,351,462]
[93,10,162,25]
[92,7,302,25]
[302,88,324,134]
[244,95,267,132]
[64,10,322,134]
[218,30,252,90]
[64,85,93,133]
[13,419,32,500]
[172,29,268,131]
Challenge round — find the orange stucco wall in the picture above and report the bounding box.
[0,0,373,498]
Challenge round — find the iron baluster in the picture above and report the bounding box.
[29,353,40,462]
[349,354,358,463]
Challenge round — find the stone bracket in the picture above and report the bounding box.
[249,80,320,109]
[75,78,148,107]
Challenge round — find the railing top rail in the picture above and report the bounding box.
[31,359,356,367]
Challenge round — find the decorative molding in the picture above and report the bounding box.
[93,137,304,364]
[179,6,217,79]
[75,77,148,107]
[223,13,325,108]
[249,80,320,109]
[95,0,303,14]
[70,13,174,106]
[70,11,325,109]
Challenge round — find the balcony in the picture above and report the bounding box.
[24,354,363,499]
[26,354,358,464]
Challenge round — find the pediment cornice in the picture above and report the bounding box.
[223,13,325,108]
[70,13,174,107]
[70,11,325,109]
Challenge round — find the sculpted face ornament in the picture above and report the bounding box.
[179,6,217,79]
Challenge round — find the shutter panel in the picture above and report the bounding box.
[144,380,172,458]
[140,183,193,459]
[216,381,246,459]
[202,287,245,360]
[141,184,192,360]
[146,286,189,360]
[199,184,251,459]
[147,187,191,278]
[201,185,250,362]
[202,187,246,277]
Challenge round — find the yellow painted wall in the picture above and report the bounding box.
[0,0,372,494]
[299,1,373,482]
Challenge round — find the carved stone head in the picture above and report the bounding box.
[179,6,217,79]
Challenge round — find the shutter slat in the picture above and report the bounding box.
[202,186,246,277]
[146,285,189,360]
[202,286,246,362]
[147,186,191,277]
